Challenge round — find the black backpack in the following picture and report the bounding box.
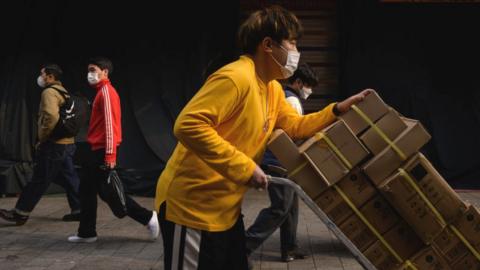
[47,86,89,140]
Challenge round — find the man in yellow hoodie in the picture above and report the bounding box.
[155,6,372,269]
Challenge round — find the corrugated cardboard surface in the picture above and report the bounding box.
[363,241,400,270]
[403,153,467,223]
[433,228,469,264]
[267,129,302,171]
[407,246,450,270]
[291,165,329,199]
[267,129,329,198]
[453,205,480,252]
[360,195,400,235]
[360,108,407,155]
[383,221,424,260]
[451,252,480,270]
[315,187,354,225]
[339,214,377,252]
[299,120,369,185]
[301,144,348,186]
[362,118,431,186]
[339,91,389,135]
[379,171,445,244]
[336,168,377,207]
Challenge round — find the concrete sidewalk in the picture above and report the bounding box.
[1,190,479,270]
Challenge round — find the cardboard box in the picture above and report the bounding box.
[336,168,377,207]
[267,129,302,171]
[359,108,407,155]
[339,214,376,252]
[363,241,400,270]
[362,118,431,186]
[339,90,390,135]
[362,221,425,270]
[433,228,469,264]
[315,187,354,225]
[315,168,377,225]
[402,246,450,270]
[378,153,467,245]
[360,195,400,234]
[287,164,329,200]
[299,143,348,189]
[379,171,445,244]
[267,130,329,198]
[299,120,369,185]
[401,153,467,224]
[383,221,424,260]
[451,252,480,270]
[453,205,480,252]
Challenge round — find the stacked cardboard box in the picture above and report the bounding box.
[268,91,479,269]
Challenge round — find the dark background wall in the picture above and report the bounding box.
[1,0,479,195]
[0,0,240,195]
[338,0,480,188]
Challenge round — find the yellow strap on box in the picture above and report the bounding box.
[303,152,330,181]
[333,185,415,268]
[288,131,353,178]
[287,161,308,179]
[398,169,447,227]
[400,260,418,270]
[315,132,353,170]
[398,168,480,262]
[449,225,480,262]
[351,105,407,161]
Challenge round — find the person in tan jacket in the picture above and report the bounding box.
[0,64,81,225]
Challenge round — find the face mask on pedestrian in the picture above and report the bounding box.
[37,75,46,88]
[87,72,100,85]
[299,86,312,100]
[270,42,300,79]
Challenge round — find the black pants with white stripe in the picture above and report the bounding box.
[159,203,249,270]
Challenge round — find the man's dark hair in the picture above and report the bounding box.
[238,5,303,55]
[288,63,319,87]
[42,63,63,81]
[88,57,113,75]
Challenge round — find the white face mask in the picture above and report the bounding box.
[87,72,100,85]
[37,75,46,88]
[299,86,312,100]
[271,44,300,78]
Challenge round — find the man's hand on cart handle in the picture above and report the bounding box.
[248,165,269,191]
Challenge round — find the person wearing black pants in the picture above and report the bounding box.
[75,149,153,239]
[0,64,81,225]
[68,57,158,243]
[159,202,249,270]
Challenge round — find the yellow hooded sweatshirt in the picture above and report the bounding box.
[155,55,336,232]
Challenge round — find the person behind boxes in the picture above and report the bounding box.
[67,57,159,243]
[245,63,318,262]
[0,64,81,225]
[154,6,372,269]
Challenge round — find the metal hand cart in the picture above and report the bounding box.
[268,176,377,270]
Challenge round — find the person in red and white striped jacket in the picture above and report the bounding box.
[68,57,159,243]
[85,59,122,168]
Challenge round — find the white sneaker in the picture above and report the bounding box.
[147,211,159,240]
[68,235,97,243]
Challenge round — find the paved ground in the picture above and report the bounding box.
[1,190,479,270]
